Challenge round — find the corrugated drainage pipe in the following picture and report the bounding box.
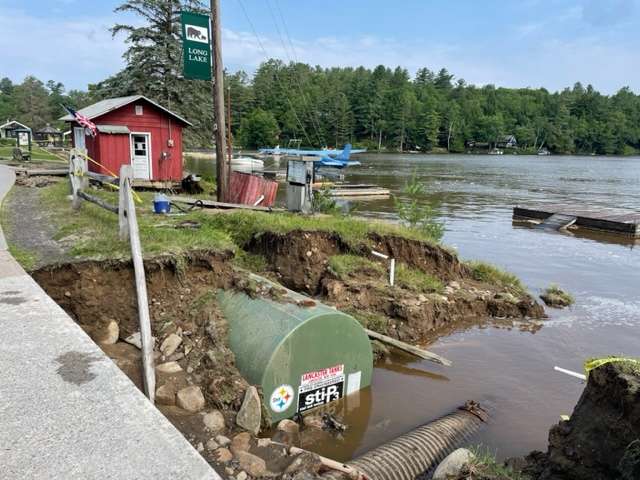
[327,401,488,480]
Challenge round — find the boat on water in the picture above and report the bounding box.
[488,148,504,155]
[537,148,551,156]
[231,156,264,172]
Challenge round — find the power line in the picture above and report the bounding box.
[267,0,326,147]
[235,0,313,147]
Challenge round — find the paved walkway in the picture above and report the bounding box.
[0,165,220,479]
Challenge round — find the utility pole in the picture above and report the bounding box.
[227,85,233,175]
[210,0,228,202]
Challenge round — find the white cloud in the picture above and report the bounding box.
[0,6,126,89]
[1,4,637,95]
[221,25,638,93]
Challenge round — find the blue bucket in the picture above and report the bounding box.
[153,194,171,214]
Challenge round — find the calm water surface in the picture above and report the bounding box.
[187,153,640,461]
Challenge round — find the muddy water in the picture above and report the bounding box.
[186,153,640,461]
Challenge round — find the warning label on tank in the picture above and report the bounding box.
[297,364,344,412]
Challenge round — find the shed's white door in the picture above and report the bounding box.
[73,127,86,150]
[130,133,151,180]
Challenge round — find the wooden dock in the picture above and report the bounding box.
[514,204,640,237]
[327,184,390,197]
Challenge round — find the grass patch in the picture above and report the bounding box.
[206,209,442,248]
[23,181,446,265]
[7,244,37,270]
[233,251,268,272]
[468,446,526,479]
[467,261,526,296]
[0,145,65,162]
[395,263,443,293]
[328,254,384,279]
[541,284,574,306]
[40,182,234,260]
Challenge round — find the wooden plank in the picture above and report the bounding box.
[168,196,284,212]
[77,190,118,214]
[121,164,156,404]
[12,168,69,176]
[364,328,452,366]
[329,188,390,197]
[536,213,577,231]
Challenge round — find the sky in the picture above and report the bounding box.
[1,0,639,94]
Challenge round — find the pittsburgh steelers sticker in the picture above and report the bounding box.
[270,384,295,413]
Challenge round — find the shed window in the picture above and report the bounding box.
[135,105,143,115]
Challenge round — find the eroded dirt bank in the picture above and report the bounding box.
[246,230,545,346]
[523,362,640,480]
[31,230,547,478]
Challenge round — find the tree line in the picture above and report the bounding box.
[2,0,640,155]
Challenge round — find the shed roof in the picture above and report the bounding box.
[36,124,61,134]
[96,124,131,134]
[59,95,192,126]
[0,120,31,131]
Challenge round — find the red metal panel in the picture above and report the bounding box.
[229,171,279,207]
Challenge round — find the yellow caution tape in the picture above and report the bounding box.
[73,150,143,204]
[584,356,640,375]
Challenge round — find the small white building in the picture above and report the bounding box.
[0,120,31,139]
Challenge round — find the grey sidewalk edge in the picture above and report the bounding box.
[0,164,222,479]
[0,164,16,250]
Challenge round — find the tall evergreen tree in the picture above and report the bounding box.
[97,0,213,146]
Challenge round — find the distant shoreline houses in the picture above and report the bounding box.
[465,134,518,152]
[1,120,65,147]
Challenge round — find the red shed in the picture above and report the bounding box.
[60,95,192,181]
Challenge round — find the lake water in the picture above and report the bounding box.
[186,153,640,461]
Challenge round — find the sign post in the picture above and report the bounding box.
[181,11,212,81]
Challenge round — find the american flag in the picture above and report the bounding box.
[62,104,97,137]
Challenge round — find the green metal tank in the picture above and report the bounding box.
[218,275,373,423]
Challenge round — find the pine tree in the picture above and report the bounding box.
[97,0,214,146]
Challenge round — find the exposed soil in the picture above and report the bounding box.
[524,362,640,480]
[246,230,545,347]
[32,251,247,411]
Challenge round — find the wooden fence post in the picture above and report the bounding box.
[119,165,132,240]
[121,166,156,403]
[78,147,89,191]
[69,149,86,210]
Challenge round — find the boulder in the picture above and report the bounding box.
[156,361,183,374]
[236,386,261,435]
[271,429,297,447]
[302,415,323,430]
[230,432,252,455]
[214,448,233,463]
[176,385,205,413]
[432,448,475,480]
[203,410,226,432]
[236,471,248,480]
[235,451,267,478]
[277,419,300,435]
[155,384,176,406]
[92,320,119,345]
[205,438,219,451]
[216,435,231,447]
[285,452,323,475]
[160,333,182,357]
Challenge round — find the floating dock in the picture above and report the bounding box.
[514,204,640,237]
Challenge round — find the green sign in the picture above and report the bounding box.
[181,11,212,81]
